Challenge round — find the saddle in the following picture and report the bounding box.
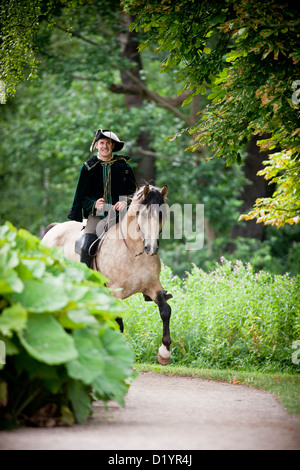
[75,228,85,255]
[75,221,109,255]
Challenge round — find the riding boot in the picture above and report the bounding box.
[143,290,173,302]
[80,233,99,269]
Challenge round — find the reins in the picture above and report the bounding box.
[88,208,144,268]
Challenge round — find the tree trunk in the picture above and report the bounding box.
[229,135,275,246]
[190,95,216,253]
[119,13,156,184]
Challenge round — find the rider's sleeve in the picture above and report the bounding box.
[67,165,89,222]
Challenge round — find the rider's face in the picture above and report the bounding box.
[96,138,114,160]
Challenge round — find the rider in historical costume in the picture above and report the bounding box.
[67,129,137,268]
[68,128,172,302]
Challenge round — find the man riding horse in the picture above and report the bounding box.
[67,129,136,267]
[67,128,171,302]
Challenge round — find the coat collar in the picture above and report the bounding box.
[84,154,131,171]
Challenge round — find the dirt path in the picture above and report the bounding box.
[0,372,299,450]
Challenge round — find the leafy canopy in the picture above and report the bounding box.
[0,0,98,96]
[122,0,300,226]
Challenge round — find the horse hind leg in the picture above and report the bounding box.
[154,290,172,365]
[116,317,124,333]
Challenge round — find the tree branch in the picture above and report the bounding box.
[122,69,191,124]
[109,82,190,108]
[57,24,191,124]
[69,74,101,82]
[54,24,99,47]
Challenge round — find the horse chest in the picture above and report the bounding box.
[99,249,160,297]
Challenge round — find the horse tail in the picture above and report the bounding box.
[42,222,58,238]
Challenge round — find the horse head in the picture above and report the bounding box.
[130,184,168,256]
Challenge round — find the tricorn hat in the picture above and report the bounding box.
[90,129,125,155]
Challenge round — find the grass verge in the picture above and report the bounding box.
[133,363,300,416]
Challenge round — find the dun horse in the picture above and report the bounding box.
[42,184,172,365]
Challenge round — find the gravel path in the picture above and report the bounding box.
[0,372,299,450]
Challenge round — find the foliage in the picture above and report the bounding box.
[0,72,127,234]
[122,0,300,226]
[239,148,300,227]
[0,0,90,97]
[125,261,300,373]
[1,0,299,280]
[0,222,134,428]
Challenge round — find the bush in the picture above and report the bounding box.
[125,259,300,373]
[0,222,134,429]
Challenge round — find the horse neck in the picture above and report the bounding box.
[120,209,143,250]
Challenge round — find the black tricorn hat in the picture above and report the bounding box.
[90,129,125,156]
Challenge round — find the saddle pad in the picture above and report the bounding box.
[75,228,85,254]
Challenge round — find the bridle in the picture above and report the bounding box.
[89,207,145,260]
[119,206,162,257]
[90,202,163,263]
[119,217,144,258]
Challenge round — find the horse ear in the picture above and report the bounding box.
[143,184,150,199]
[161,185,168,199]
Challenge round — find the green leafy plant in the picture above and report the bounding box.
[0,222,134,429]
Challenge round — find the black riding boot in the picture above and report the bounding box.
[80,233,99,268]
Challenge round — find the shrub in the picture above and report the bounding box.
[125,259,300,373]
[0,222,134,429]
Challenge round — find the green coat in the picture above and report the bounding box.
[67,154,137,222]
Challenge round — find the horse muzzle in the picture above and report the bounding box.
[143,243,159,256]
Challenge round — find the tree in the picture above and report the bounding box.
[0,0,192,182]
[122,0,300,227]
[1,0,299,276]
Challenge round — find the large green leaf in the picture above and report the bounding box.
[66,328,134,405]
[67,381,93,424]
[0,334,19,356]
[0,303,27,337]
[59,309,99,330]
[66,329,105,384]
[92,360,130,406]
[0,271,24,294]
[14,350,64,393]
[18,259,46,279]
[91,328,135,405]
[10,278,71,313]
[0,244,19,270]
[100,327,135,374]
[19,315,78,365]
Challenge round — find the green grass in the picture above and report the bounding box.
[124,261,300,373]
[134,363,300,416]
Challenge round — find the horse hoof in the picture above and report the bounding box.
[157,345,171,365]
[157,352,170,365]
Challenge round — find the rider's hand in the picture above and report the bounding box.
[114,201,127,211]
[95,198,105,209]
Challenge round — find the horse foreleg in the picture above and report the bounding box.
[155,290,172,365]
